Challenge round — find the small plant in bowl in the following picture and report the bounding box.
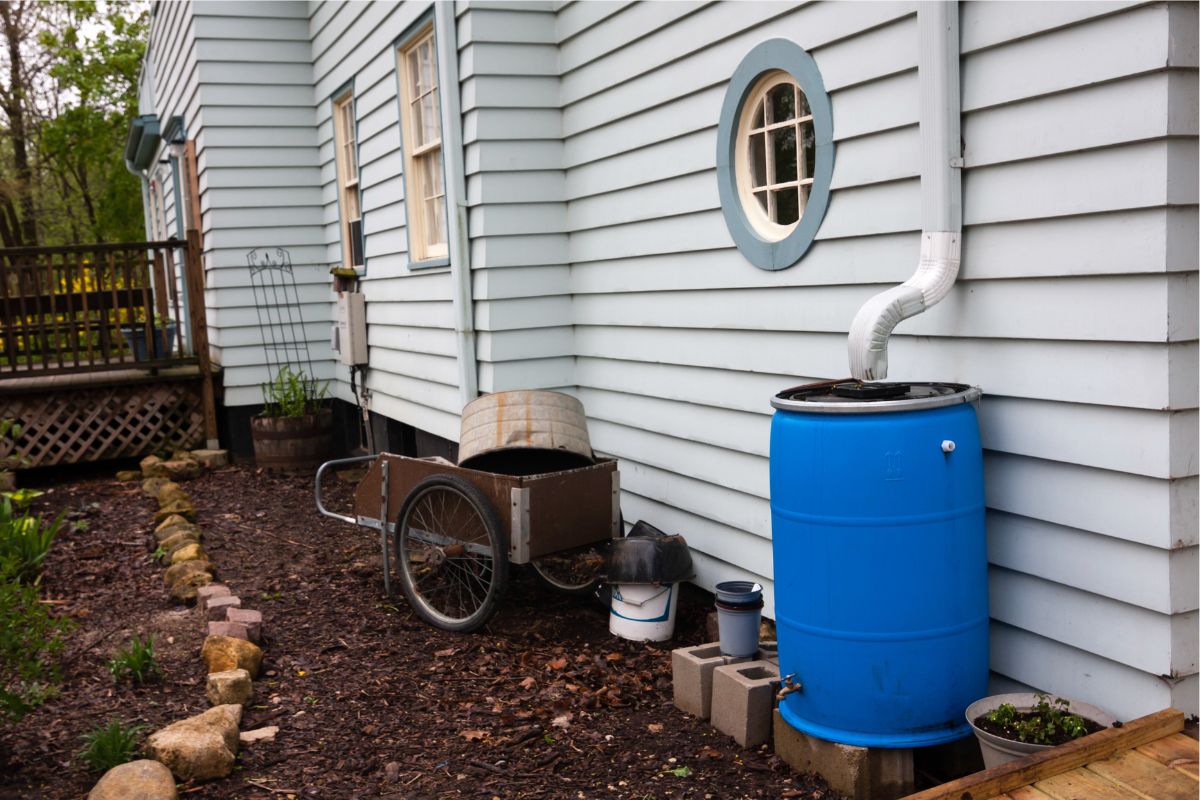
[977,693,1098,746]
[966,692,1115,768]
[261,365,327,418]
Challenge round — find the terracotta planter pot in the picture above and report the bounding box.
[966,693,1117,769]
[250,408,332,472]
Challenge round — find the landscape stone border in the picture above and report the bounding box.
[87,449,278,799]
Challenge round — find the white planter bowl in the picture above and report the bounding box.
[966,693,1117,769]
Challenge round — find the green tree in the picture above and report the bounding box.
[38,1,147,244]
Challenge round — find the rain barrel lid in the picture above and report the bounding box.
[771,381,980,414]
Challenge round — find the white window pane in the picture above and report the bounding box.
[773,126,797,185]
[410,97,424,147]
[773,188,799,225]
[422,91,439,144]
[768,83,795,123]
[421,40,435,92]
[749,132,767,188]
[408,49,422,94]
[752,99,764,129]
[800,120,814,180]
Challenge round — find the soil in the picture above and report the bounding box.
[973,711,1106,747]
[0,462,842,800]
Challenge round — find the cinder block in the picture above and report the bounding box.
[772,710,914,799]
[710,660,780,748]
[672,643,748,719]
[205,595,241,621]
[226,608,262,643]
[757,640,778,664]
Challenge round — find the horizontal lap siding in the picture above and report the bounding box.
[169,2,327,403]
[310,1,460,437]
[558,0,1198,718]
[461,2,571,395]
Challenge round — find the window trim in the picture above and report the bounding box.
[330,84,364,273]
[395,12,450,270]
[717,39,835,271]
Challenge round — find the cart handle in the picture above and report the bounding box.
[315,454,380,524]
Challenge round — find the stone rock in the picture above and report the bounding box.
[155,499,196,524]
[239,726,277,745]
[154,520,201,544]
[207,620,250,641]
[156,482,191,508]
[171,449,197,462]
[206,595,241,620]
[169,572,213,603]
[192,449,229,469]
[195,584,231,610]
[140,455,169,478]
[164,559,214,589]
[154,514,191,535]
[160,459,202,481]
[142,476,171,499]
[159,530,201,555]
[87,758,178,800]
[202,634,263,677]
[169,543,208,565]
[226,608,263,643]
[147,704,242,781]
[206,668,252,706]
[115,470,143,483]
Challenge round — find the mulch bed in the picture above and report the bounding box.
[0,462,842,799]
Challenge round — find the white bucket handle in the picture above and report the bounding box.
[612,584,671,608]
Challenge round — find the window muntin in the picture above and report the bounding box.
[398,25,447,263]
[736,71,815,240]
[332,91,363,269]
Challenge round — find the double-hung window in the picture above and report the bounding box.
[397,23,448,265]
[332,90,363,270]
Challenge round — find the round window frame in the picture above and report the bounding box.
[717,39,835,271]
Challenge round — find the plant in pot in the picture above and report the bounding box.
[966,692,1116,768]
[250,366,332,472]
[121,314,177,361]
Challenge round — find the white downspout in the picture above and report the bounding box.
[435,2,479,409]
[848,2,962,381]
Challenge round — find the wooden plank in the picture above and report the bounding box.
[1135,733,1200,777]
[185,229,218,447]
[1005,788,1056,800]
[1085,749,1198,800]
[898,709,1184,800]
[1030,767,1141,800]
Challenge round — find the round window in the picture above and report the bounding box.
[717,40,834,271]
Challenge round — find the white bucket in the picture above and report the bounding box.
[609,582,677,642]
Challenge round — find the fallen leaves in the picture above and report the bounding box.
[550,712,573,729]
[519,676,536,690]
[647,723,664,734]
[459,729,488,742]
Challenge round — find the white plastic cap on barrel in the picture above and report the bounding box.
[941,440,956,453]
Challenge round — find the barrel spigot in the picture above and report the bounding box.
[776,673,803,701]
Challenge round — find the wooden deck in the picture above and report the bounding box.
[903,710,1196,800]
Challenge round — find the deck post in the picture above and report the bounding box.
[185,228,219,448]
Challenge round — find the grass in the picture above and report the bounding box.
[106,634,161,685]
[79,719,146,772]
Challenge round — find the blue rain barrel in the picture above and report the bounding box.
[769,381,987,748]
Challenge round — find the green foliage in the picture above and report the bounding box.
[261,366,327,418]
[2,488,44,511]
[106,634,160,685]
[0,556,71,721]
[79,719,146,772]
[36,2,149,245]
[985,693,1089,745]
[0,496,64,584]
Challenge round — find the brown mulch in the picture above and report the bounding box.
[0,462,842,800]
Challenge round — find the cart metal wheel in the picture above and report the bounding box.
[531,546,605,596]
[394,474,508,632]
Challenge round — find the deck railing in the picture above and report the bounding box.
[0,235,203,378]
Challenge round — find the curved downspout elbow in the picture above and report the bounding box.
[848,232,960,381]
[847,3,961,382]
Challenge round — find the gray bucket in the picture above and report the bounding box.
[715,581,763,657]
